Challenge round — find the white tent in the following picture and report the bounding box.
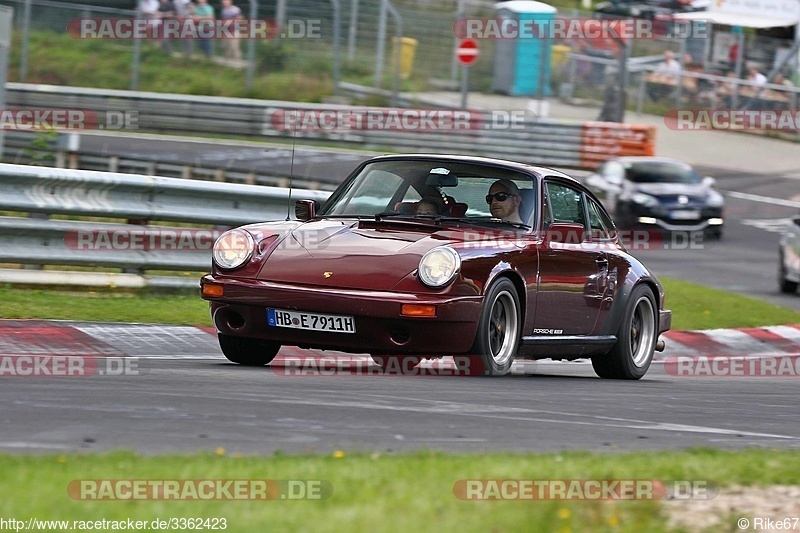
[673,0,800,29]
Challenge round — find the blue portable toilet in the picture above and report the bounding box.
[492,1,557,97]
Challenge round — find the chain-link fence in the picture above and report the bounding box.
[1,0,798,117]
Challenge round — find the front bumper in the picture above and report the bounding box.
[626,203,724,232]
[201,275,483,355]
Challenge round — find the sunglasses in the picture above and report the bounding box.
[485,192,517,204]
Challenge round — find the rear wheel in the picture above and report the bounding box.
[467,278,520,376]
[218,334,280,366]
[779,252,798,294]
[592,284,656,380]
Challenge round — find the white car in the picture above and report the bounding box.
[779,215,800,294]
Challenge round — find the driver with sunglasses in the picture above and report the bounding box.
[486,179,523,225]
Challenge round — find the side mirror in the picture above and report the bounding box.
[545,222,586,245]
[295,199,317,221]
[702,176,716,188]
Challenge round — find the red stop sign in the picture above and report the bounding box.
[456,38,479,67]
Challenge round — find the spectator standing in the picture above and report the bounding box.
[747,66,767,87]
[139,0,159,17]
[647,51,681,101]
[157,0,177,53]
[138,0,159,40]
[655,51,681,78]
[174,0,194,56]
[193,0,215,58]
[220,0,244,62]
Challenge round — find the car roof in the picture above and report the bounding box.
[365,153,582,186]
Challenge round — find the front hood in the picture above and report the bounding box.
[258,219,464,290]
[632,182,708,201]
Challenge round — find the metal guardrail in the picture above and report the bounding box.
[5,83,656,170]
[0,163,331,288]
[2,131,332,190]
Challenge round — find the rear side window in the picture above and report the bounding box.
[546,182,586,227]
[587,199,615,240]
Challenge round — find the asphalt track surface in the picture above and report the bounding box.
[3,357,800,455]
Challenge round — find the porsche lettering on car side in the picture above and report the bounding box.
[201,154,672,379]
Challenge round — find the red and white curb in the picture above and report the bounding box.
[0,320,797,363]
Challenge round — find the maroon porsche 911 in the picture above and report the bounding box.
[201,154,671,379]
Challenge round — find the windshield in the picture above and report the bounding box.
[625,161,701,184]
[319,160,536,227]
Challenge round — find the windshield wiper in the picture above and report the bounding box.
[431,215,531,229]
[373,211,416,221]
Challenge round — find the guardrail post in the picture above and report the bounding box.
[56,133,80,169]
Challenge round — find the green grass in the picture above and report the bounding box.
[0,285,211,326]
[1,277,798,330]
[660,277,800,330]
[0,449,798,532]
[10,31,334,102]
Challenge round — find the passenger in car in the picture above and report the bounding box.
[416,196,445,216]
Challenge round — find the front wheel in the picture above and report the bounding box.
[468,278,521,376]
[218,334,280,366]
[592,284,657,380]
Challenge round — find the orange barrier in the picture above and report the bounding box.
[579,122,656,169]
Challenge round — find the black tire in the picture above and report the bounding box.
[592,284,657,380]
[779,253,798,294]
[370,355,421,374]
[218,334,280,366]
[468,278,521,377]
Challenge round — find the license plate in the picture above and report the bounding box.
[267,309,356,333]
[669,210,701,220]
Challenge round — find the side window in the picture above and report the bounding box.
[587,199,615,240]
[338,170,404,214]
[546,182,586,227]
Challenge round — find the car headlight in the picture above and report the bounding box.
[632,193,659,207]
[418,246,461,288]
[706,190,725,208]
[213,229,255,270]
